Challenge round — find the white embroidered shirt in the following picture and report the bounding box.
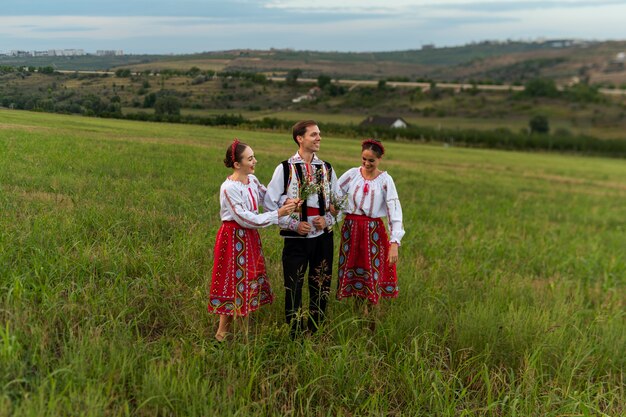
[337,167,405,244]
[219,175,278,229]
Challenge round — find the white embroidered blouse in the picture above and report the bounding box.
[337,167,405,245]
[219,175,278,229]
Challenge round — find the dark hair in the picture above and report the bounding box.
[223,141,249,168]
[361,138,385,158]
[291,120,318,145]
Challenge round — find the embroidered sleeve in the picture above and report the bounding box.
[266,163,300,231]
[338,168,357,193]
[327,164,343,222]
[263,164,285,211]
[280,214,300,232]
[384,175,405,244]
[251,175,271,212]
[223,185,278,229]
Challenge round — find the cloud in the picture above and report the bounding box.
[3,1,268,18]
[265,0,620,10]
[432,0,626,13]
[1,1,624,53]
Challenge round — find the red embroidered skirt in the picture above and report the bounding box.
[337,214,398,304]
[208,221,273,316]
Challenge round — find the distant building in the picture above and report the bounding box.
[96,50,124,56]
[421,44,435,50]
[65,49,85,56]
[360,116,408,129]
[3,48,85,57]
[542,39,575,48]
[291,86,321,103]
[47,49,84,57]
[10,50,32,57]
[606,52,626,72]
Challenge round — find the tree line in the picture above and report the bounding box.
[2,65,625,157]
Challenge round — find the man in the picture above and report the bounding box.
[265,120,340,337]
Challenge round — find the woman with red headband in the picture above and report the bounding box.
[335,139,405,315]
[209,139,296,341]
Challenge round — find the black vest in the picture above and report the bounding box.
[280,160,333,237]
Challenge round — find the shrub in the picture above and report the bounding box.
[115,69,131,77]
[529,115,550,134]
[143,93,157,108]
[523,78,559,98]
[154,96,181,117]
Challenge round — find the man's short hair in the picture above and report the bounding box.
[292,120,318,145]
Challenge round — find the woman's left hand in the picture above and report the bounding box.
[388,243,399,264]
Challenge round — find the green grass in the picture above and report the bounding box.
[1,110,624,416]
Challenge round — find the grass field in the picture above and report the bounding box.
[1,110,624,416]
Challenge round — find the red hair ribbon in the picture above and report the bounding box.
[361,138,385,156]
[231,138,240,164]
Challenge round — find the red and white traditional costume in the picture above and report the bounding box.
[336,167,405,304]
[209,175,278,316]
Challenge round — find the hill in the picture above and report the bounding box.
[3,40,626,85]
[3,39,626,155]
[2,61,626,148]
[172,40,626,85]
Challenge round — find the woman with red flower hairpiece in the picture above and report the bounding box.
[209,139,296,341]
[335,138,405,316]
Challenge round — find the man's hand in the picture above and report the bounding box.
[297,221,312,235]
[312,216,327,230]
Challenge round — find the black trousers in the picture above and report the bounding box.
[282,232,334,335]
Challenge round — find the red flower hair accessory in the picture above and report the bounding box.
[231,138,240,163]
[361,138,385,156]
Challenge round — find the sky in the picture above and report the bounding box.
[1,0,625,54]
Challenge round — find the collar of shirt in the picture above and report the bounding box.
[289,151,323,165]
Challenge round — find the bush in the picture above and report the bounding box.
[285,69,302,86]
[154,96,181,117]
[115,69,131,77]
[191,76,206,85]
[325,84,346,97]
[523,78,559,98]
[529,115,550,134]
[39,66,55,74]
[187,67,201,77]
[554,128,573,137]
[317,74,332,89]
[143,93,157,108]
[563,83,604,103]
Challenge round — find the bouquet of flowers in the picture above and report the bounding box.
[291,172,321,214]
[298,173,321,201]
[329,191,348,220]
